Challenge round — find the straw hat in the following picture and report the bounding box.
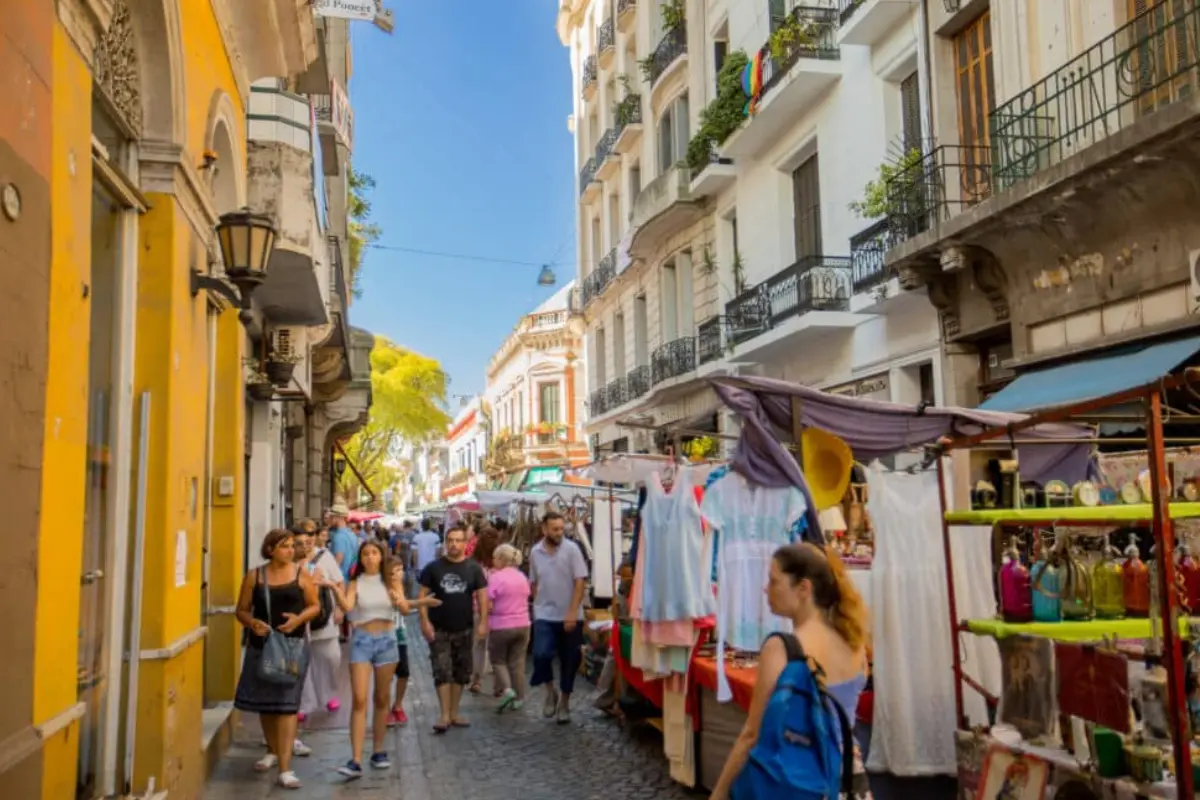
[329,502,350,517]
[800,427,853,511]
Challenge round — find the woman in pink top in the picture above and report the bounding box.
[487,543,532,712]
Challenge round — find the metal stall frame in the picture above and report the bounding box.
[934,372,1196,798]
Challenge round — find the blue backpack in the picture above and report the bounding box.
[732,633,854,800]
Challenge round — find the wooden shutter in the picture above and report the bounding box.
[1128,0,1200,116]
[953,11,995,150]
[901,71,922,153]
[791,155,822,259]
[769,0,787,32]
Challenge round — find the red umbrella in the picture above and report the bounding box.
[347,510,384,523]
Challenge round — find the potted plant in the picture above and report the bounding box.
[265,351,301,385]
[244,359,274,401]
[848,147,926,221]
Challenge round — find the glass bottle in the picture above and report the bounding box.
[1061,543,1094,621]
[1177,540,1200,616]
[999,537,1033,623]
[1093,536,1125,619]
[1031,538,1062,623]
[1123,534,1150,618]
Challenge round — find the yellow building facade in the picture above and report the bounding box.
[5,1,319,799]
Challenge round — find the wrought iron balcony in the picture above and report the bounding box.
[605,376,629,410]
[618,0,636,15]
[725,285,770,347]
[837,0,866,25]
[758,6,839,98]
[578,156,598,196]
[724,255,853,346]
[627,364,651,399]
[990,2,1200,193]
[598,18,615,56]
[850,218,898,294]
[582,55,598,98]
[697,315,723,365]
[580,251,616,306]
[595,125,621,164]
[651,337,696,385]
[885,144,989,247]
[588,386,608,417]
[614,93,642,127]
[648,24,687,86]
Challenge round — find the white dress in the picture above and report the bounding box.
[639,467,715,623]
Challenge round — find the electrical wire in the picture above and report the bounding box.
[366,242,574,270]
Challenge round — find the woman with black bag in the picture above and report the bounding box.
[234,528,321,790]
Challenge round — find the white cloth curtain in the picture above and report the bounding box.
[590,497,618,599]
[865,464,1001,776]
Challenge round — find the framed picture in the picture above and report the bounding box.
[977,744,1050,800]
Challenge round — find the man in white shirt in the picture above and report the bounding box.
[412,518,442,577]
[529,511,589,724]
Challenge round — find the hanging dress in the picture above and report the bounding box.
[640,466,715,623]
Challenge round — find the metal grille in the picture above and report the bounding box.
[651,337,697,385]
[901,72,922,153]
[850,219,897,294]
[627,365,651,398]
[697,316,724,364]
[649,25,688,85]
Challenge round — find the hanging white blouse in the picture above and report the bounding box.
[639,466,716,623]
[700,469,808,702]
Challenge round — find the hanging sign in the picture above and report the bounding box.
[313,0,377,21]
[827,373,890,401]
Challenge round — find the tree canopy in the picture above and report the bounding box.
[347,168,381,299]
[336,336,451,502]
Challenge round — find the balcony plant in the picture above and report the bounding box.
[768,14,819,63]
[613,75,642,125]
[686,50,749,173]
[661,0,685,32]
[265,350,302,385]
[244,360,274,402]
[848,147,925,220]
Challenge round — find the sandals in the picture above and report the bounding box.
[432,721,450,734]
[451,718,471,728]
[468,683,482,694]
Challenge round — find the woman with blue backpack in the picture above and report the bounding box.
[710,542,873,800]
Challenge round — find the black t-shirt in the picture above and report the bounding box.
[420,557,487,633]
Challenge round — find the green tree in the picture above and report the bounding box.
[347,168,382,299]
[335,336,451,501]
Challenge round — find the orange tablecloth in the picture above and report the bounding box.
[690,656,757,712]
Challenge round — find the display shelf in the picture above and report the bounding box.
[945,502,1200,526]
[963,616,1197,642]
[982,735,1177,798]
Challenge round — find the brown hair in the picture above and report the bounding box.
[773,543,869,651]
[445,522,468,540]
[261,528,293,560]
[541,510,564,526]
[474,527,501,567]
[352,539,395,590]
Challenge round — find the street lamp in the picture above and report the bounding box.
[191,208,277,326]
[537,264,557,286]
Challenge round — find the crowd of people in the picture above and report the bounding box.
[231,506,587,790]
[231,504,870,799]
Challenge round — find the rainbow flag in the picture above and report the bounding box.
[742,50,765,116]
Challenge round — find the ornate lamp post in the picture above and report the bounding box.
[191,208,278,327]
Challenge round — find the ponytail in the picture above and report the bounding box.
[822,545,870,652]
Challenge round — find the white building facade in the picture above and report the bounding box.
[442,398,489,502]
[484,282,590,488]
[558,0,945,454]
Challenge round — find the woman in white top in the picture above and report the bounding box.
[323,540,439,779]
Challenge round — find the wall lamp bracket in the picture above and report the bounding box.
[191,269,255,326]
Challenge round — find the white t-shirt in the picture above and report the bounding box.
[306,548,343,641]
[412,531,442,574]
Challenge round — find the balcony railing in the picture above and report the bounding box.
[605,376,630,409]
[578,157,598,196]
[725,285,771,347]
[595,125,621,163]
[581,251,616,306]
[627,364,651,399]
[850,218,898,294]
[598,18,615,55]
[837,0,866,26]
[885,144,990,247]
[582,56,598,96]
[528,310,568,330]
[648,24,687,86]
[589,386,608,417]
[991,2,1200,193]
[651,337,696,385]
[758,6,839,98]
[615,93,643,126]
[724,255,853,345]
[697,315,723,365]
[618,0,636,15]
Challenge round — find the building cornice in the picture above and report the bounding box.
[139,139,220,238]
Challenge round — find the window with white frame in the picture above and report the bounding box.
[656,92,689,174]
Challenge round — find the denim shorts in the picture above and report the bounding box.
[349,628,400,666]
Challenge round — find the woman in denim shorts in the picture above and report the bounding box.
[324,541,439,779]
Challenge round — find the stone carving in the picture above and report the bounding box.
[94,0,143,136]
[970,249,1010,322]
[927,276,961,340]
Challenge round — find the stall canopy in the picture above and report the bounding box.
[711,375,1095,539]
[475,490,544,512]
[977,333,1200,413]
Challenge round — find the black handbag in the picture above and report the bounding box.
[257,568,309,686]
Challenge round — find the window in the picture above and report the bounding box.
[714,39,728,91]
[596,326,608,386]
[539,382,561,424]
[608,193,621,249]
[791,154,822,259]
[900,71,922,153]
[953,12,994,151]
[630,161,642,199]
[591,215,603,269]
[1128,0,1198,116]
[677,252,695,336]
[660,261,679,341]
[613,312,627,375]
[919,362,935,406]
[656,92,689,173]
[634,295,649,366]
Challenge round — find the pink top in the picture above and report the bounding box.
[487,566,531,631]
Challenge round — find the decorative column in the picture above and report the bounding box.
[564,352,577,443]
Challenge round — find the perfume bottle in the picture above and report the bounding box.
[1123,534,1150,618]
[1093,536,1126,619]
[999,537,1033,623]
[1061,543,1094,621]
[1177,540,1200,615]
[1031,539,1062,623]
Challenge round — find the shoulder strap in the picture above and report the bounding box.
[260,567,271,620]
[771,632,855,794]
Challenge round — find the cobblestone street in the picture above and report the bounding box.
[204,638,695,800]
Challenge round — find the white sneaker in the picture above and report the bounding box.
[253,753,278,772]
[277,770,302,789]
[292,739,312,757]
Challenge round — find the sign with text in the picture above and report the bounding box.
[330,79,353,150]
[313,0,376,21]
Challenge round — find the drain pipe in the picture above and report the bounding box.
[123,392,151,796]
[920,0,935,147]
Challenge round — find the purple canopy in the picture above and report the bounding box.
[710,376,1094,543]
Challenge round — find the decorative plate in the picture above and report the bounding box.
[1072,481,1100,507]
[1121,481,1143,505]
[1098,485,1118,505]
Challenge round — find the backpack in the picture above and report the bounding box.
[731,633,854,800]
[308,549,336,631]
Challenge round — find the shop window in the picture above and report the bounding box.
[978,339,1015,400]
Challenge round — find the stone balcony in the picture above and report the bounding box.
[628,164,703,260]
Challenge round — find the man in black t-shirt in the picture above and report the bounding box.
[419,523,488,731]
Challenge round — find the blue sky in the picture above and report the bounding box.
[346,4,575,398]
